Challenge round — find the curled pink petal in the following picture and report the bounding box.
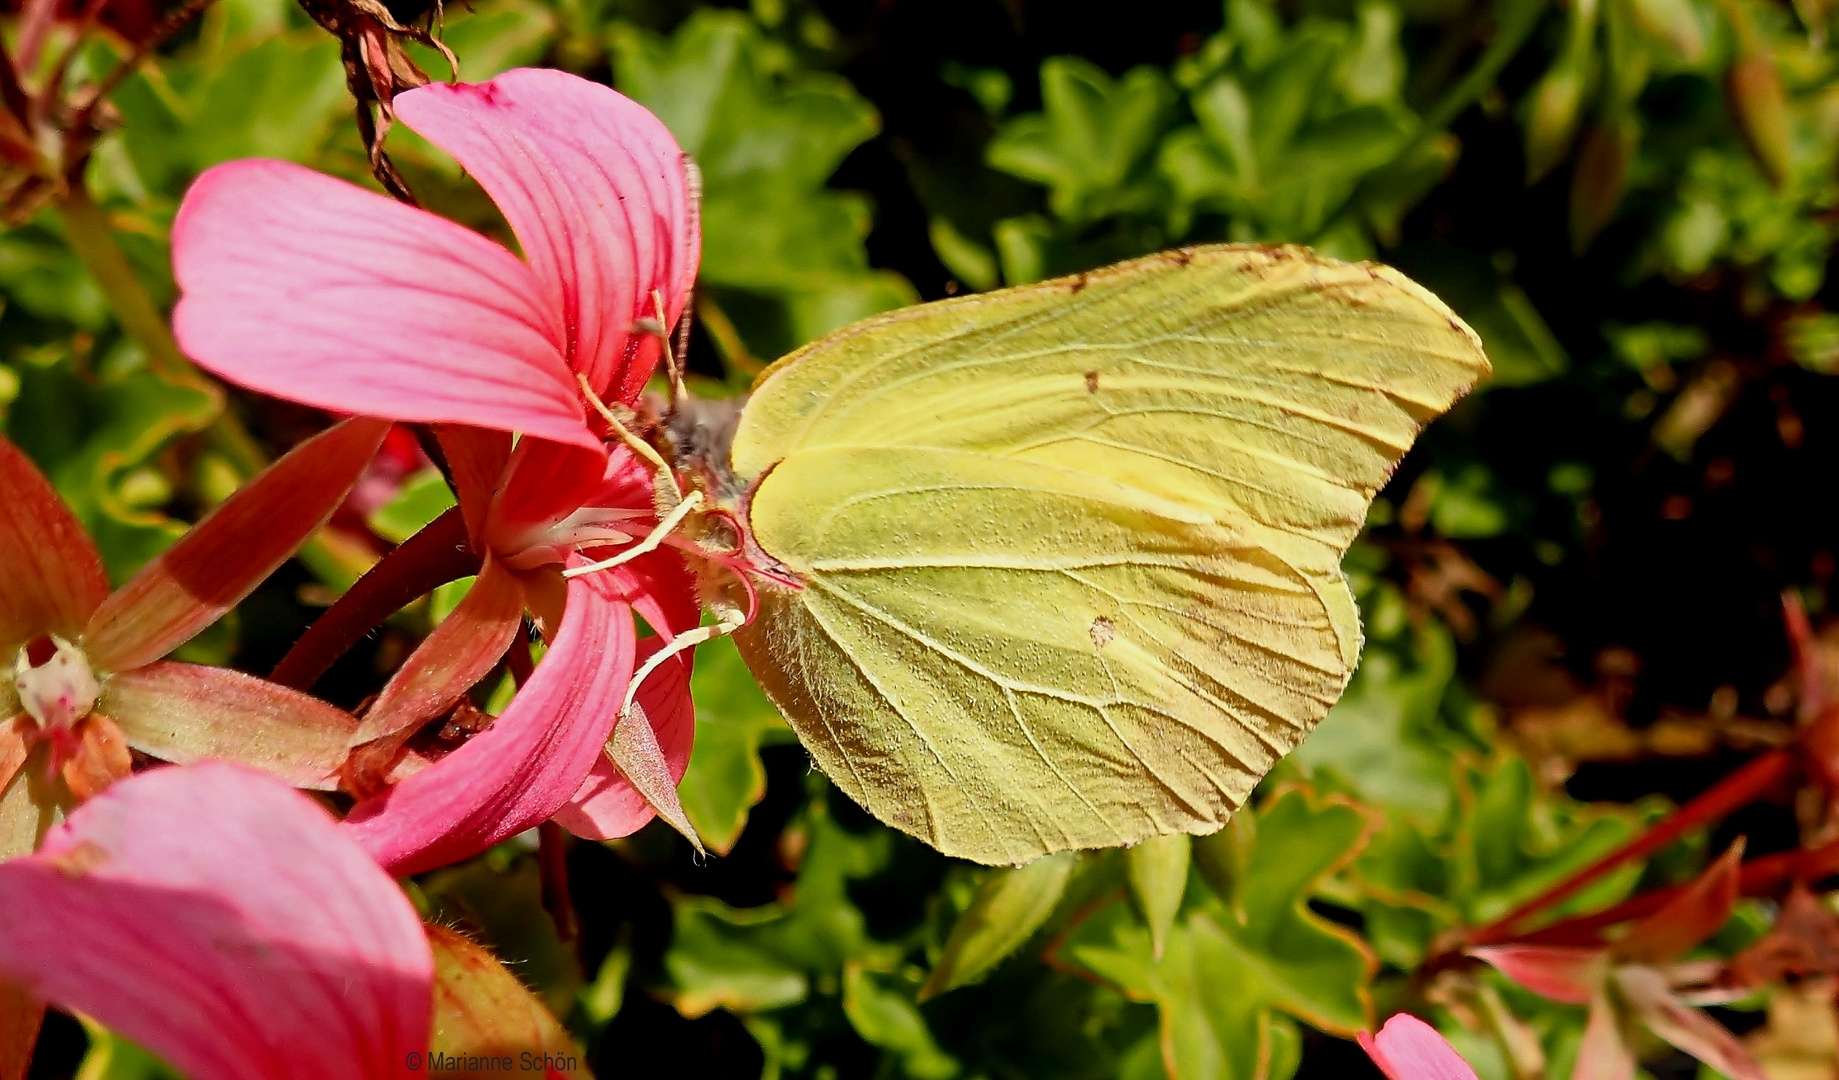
[172,159,593,449]
[1358,1014,1480,1080]
[552,634,694,841]
[1469,944,1605,1005]
[0,763,432,1080]
[343,569,637,876]
[396,68,699,403]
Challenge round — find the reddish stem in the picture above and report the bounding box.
[271,506,480,690]
[1501,837,1839,947]
[1465,749,1798,947]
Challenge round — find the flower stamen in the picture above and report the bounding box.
[562,490,705,579]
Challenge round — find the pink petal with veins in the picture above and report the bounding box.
[396,68,699,404]
[0,435,107,652]
[343,568,637,876]
[171,160,593,450]
[85,418,391,673]
[1469,944,1605,1005]
[1358,1014,1479,1080]
[552,633,694,840]
[0,763,431,1080]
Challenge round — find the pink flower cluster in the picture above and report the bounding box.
[0,67,705,1076]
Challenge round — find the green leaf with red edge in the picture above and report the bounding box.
[1054,787,1375,1080]
[0,434,107,652]
[82,417,390,673]
[427,924,592,1078]
[102,661,360,789]
[1611,841,1742,964]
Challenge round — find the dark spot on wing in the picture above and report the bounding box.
[1090,616,1116,649]
[1165,248,1194,267]
[1069,273,1089,293]
[1084,371,1100,393]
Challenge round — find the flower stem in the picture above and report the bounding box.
[1464,748,1798,947]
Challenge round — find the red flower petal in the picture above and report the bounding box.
[342,570,637,876]
[1469,944,1605,1005]
[171,160,594,450]
[551,633,694,842]
[0,435,107,652]
[84,417,391,673]
[396,68,699,404]
[1358,1014,1479,1080]
[0,763,432,1080]
[1613,842,1742,964]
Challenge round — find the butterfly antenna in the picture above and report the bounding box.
[674,156,702,392]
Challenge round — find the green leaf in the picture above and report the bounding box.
[1127,835,1191,961]
[920,852,1076,999]
[1056,789,1375,1080]
[680,634,795,855]
[988,57,1174,224]
[368,470,459,546]
[842,966,960,1080]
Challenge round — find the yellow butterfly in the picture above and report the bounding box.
[680,244,1488,866]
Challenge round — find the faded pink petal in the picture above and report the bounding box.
[396,68,699,404]
[0,435,107,652]
[0,763,432,1080]
[1470,944,1604,1005]
[171,160,592,450]
[1612,843,1742,964]
[343,568,637,876]
[103,662,362,790]
[1573,990,1637,1080]
[1614,966,1765,1080]
[433,426,513,548]
[84,417,392,673]
[488,436,623,556]
[1358,1014,1479,1080]
[552,634,694,841]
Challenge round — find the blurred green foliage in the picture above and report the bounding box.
[10,0,1839,1075]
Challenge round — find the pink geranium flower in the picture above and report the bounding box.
[1360,1014,1480,1080]
[169,67,704,875]
[0,420,388,857]
[0,762,432,1080]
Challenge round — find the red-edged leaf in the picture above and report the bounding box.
[1613,842,1743,964]
[1358,1014,1479,1080]
[1615,965,1765,1080]
[0,436,107,652]
[0,763,432,1080]
[343,569,637,876]
[84,418,392,673]
[104,662,361,789]
[346,556,524,791]
[1470,945,1605,1005]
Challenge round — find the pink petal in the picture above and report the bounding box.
[1573,991,1637,1080]
[433,426,513,548]
[342,569,637,876]
[0,762,432,1080]
[103,661,362,790]
[551,633,694,841]
[0,435,107,652]
[84,417,392,673]
[346,556,524,778]
[396,68,699,404]
[1358,1014,1479,1080]
[487,435,619,553]
[1469,944,1605,1005]
[1614,966,1766,1080]
[171,159,593,449]
[1613,842,1742,964]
